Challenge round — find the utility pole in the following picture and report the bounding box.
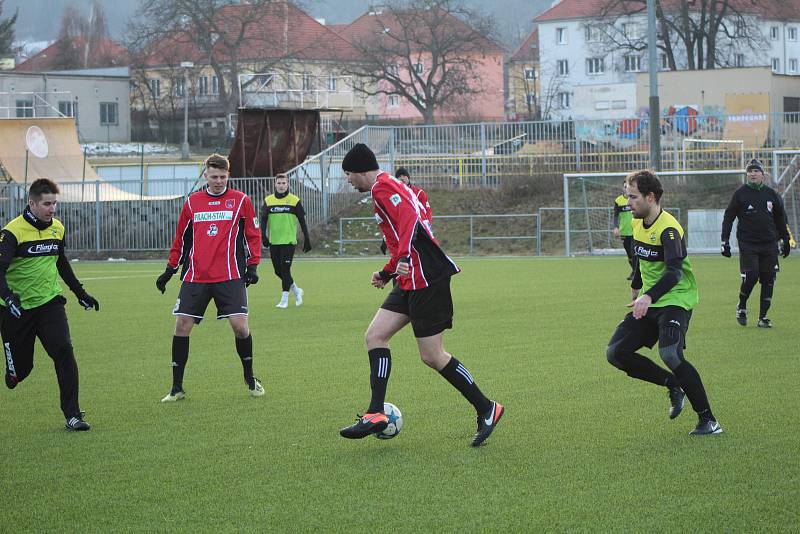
[180,61,194,160]
[647,0,661,170]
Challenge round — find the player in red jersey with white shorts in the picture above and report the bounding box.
[155,154,264,401]
[339,144,504,447]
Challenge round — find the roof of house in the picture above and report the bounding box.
[141,1,361,68]
[15,36,128,72]
[509,28,539,63]
[335,7,504,55]
[534,0,800,23]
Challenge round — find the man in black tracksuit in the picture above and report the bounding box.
[721,159,790,328]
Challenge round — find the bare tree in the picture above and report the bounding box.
[337,0,500,124]
[593,0,767,71]
[127,0,295,120]
[0,1,17,57]
[53,1,115,70]
[536,62,569,120]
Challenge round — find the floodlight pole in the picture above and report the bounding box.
[647,0,661,170]
[181,61,194,160]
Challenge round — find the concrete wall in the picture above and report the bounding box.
[0,72,130,142]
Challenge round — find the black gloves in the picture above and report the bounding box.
[156,266,178,294]
[244,264,259,286]
[303,239,312,253]
[782,238,791,259]
[3,292,22,319]
[74,288,100,311]
[262,237,270,249]
[721,241,731,258]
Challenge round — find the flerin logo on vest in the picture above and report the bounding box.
[225,199,235,209]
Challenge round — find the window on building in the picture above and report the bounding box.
[100,102,118,126]
[586,57,605,75]
[15,99,33,118]
[735,54,745,67]
[772,57,781,72]
[526,92,537,107]
[611,100,627,109]
[558,92,571,109]
[624,55,641,72]
[199,76,209,96]
[789,27,798,41]
[771,26,779,40]
[790,58,798,73]
[388,94,400,107]
[557,59,569,76]
[734,19,746,37]
[622,22,638,39]
[387,64,399,76]
[585,25,599,42]
[414,61,424,74]
[660,53,669,69]
[175,77,185,97]
[785,96,800,123]
[212,76,219,94]
[302,72,312,90]
[556,27,567,45]
[149,78,160,98]
[328,75,337,91]
[58,100,74,117]
[524,67,536,80]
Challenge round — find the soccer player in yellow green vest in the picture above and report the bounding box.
[0,179,99,431]
[606,170,722,435]
[260,173,311,308]
[613,180,635,280]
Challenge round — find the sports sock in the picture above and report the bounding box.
[739,271,757,309]
[171,335,189,392]
[367,348,391,413]
[235,335,254,387]
[672,361,712,417]
[758,271,774,318]
[439,357,492,415]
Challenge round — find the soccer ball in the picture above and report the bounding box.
[375,402,403,440]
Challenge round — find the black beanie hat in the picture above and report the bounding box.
[395,167,410,178]
[342,143,379,173]
[746,158,764,174]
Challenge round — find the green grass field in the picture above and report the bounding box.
[1,256,798,532]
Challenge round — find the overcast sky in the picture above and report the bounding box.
[5,0,552,49]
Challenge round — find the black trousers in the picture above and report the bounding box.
[1,295,81,419]
[621,236,634,267]
[270,244,296,291]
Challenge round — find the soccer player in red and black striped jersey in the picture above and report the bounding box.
[339,144,504,447]
[155,154,264,402]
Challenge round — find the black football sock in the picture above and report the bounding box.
[672,361,713,418]
[439,357,492,415]
[623,352,677,387]
[758,271,774,319]
[367,348,391,413]
[235,335,254,387]
[739,272,757,309]
[171,335,190,392]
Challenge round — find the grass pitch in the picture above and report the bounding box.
[1,256,798,532]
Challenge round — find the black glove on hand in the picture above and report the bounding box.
[781,238,791,258]
[303,240,312,253]
[156,266,177,294]
[244,264,259,287]
[262,237,270,249]
[721,241,731,258]
[75,288,100,311]
[3,292,22,319]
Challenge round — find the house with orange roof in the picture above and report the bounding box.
[507,28,540,120]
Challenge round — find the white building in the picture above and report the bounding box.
[534,0,800,120]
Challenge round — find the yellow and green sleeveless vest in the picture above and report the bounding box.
[264,193,301,245]
[615,195,633,237]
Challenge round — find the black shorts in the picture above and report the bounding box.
[380,277,454,338]
[174,280,248,321]
[1,295,72,383]
[609,306,692,352]
[739,241,780,274]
